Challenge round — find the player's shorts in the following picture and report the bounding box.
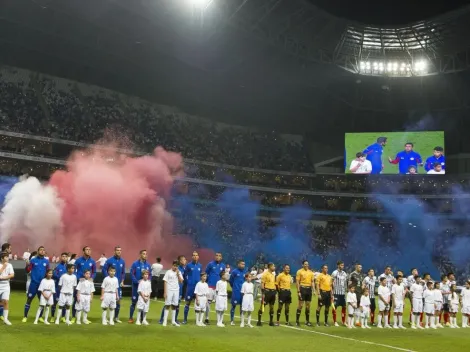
[361,307,371,318]
[75,294,91,312]
[54,285,60,301]
[450,303,459,314]
[263,289,277,305]
[318,290,332,308]
[378,300,390,312]
[39,291,54,306]
[0,287,11,301]
[27,281,41,299]
[101,293,117,309]
[412,298,423,313]
[58,292,73,307]
[394,301,404,313]
[137,296,150,313]
[299,286,312,302]
[334,294,346,307]
[347,305,356,316]
[424,302,434,314]
[185,285,196,302]
[231,292,242,306]
[165,289,179,306]
[462,305,470,315]
[195,295,207,311]
[242,294,254,312]
[443,303,449,312]
[207,288,216,302]
[278,289,292,304]
[131,284,139,303]
[215,295,228,311]
[435,302,443,311]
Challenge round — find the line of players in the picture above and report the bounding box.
[2,244,470,329]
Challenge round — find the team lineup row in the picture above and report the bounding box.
[1,244,470,329]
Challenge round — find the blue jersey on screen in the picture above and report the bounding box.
[184,261,202,287]
[425,155,445,172]
[390,151,422,174]
[363,143,384,174]
[74,256,97,280]
[28,256,50,284]
[229,268,246,305]
[205,260,225,288]
[102,256,126,284]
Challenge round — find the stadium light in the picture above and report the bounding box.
[358,59,428,76]
[190,0,209,8]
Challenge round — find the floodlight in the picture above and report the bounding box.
[191,0,207,8]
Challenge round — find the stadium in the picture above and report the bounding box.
[1,0,470,351]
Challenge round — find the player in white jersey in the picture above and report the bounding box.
[75,269,95,325]
[162,260,184,327]
[194,273,209,327]
[449,284,460,328]
[440,274,451,326]
[391,276,406,329]
[410,277,424,329]
[377,277,392,328]
[55,264,77,325]
[406,268,418,323]
[136,270,152,326]
[363,269,377,326]
[331,261,348,327]
[433,282,444,328]
[379,266,394,323]
[423,281,436,329]
[359,287,371,329]
[241,273,255,328]
[34,269,55,325]
[0,252,15,325]
[461,281,470,328]
[100,266,119,325]
[346,285,357,329]
[215,271,229,327]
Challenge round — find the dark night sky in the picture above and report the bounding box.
[310,0,470,25]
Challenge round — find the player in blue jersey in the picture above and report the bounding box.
[229,259,247,326]
[159,255,187,324]
[388,142,423,174]
[102,246,126,323]
[129,249,151,323]
[424,146,445,172]
[50,252,68,322]
[71,246,96,321]
[183,251,203,324]
[204,252,225,325]
[363,137,387,174]
[22,246,50,322]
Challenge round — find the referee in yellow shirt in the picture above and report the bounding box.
[296,260,315,326]
[275,264,292,326]
[316,264,333,327]
[257,263,277,326]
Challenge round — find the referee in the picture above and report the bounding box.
[275,264,292,326]
[315,264,333,327]
[257,263,277,327]
[295,260,315,327]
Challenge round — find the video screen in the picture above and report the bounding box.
[345,131,445,175]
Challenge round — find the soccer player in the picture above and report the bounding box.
[346,285,357,328]
[23,246,49,323]
[348,263,364,325]
[407,268,418,323]
[55,264,77,325]
[349,152,372,174]
[72,246,97,321]
[241,272,254,328]
[229,259,246,326]
[391,275,406,329]
[194,273,209,327]
[331,260,348,327]
[363,269,376,326]
[0,251,14,325]
[377,277,391,328]
[316,264,333,327]
[275,264,292,326]
[388,142,423,175]
[427,162,445,174]
[34,269,55,325]
[136,270,151,326]
[363,136,387,174]
[205,252,225,325]
[183,251,203,324]
[162,260,184,327]
[51,252,68,322]
[433,282,444,328]
[215,271,228,327]
[129,249,151,323]
[101,266,119,326]
[461,280,470,328]
[102,246,126,323]
[359,287,371,329]
[449,284,460,328]
[410,277,424,329]
[75,269,95,325]
[257,262,276,327]
[295,260,315,326]
[440,274,451,326]
[379,266,394,322]
[424,146,445,172]
[423,281,436,329]
[151,257,163,301]
[159,255,186,324]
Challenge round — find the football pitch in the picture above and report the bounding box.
[345,131,444,174]
[1,291,468,352]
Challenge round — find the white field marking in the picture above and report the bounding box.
[154,300,417,352]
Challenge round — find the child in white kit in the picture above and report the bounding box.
[423,281,436,329]
[136,270,152,326]
[101,266,119,326]
[55,264,77,325]
[433,282,444,328]
[194,273,209,327]
[75,269,95,325]
[346,285,357,328]
[410,277,424,329]
[449,284,460,328]
[359,287,371,329]
[461,280,470,328]
[241,273,254,328]
[391,276,406,329]
[34,269,55,325]
[0,252,14,326]
[215,271,228,327]
[377,277,391,328]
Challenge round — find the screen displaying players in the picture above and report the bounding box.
[345,131,445,175]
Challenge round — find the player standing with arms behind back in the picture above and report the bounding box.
[72,246,96,322]
[316,264,333,327]
[205,252,225,325]
[162,260,184,327]
[102,246,125,323]
[34,269,55,325]
[229,259,246,326]
[75,269,95,325]
[348,263,364,326]
[275,264,292,326]
[23,246,49,323]
[135,270,151,326]
[331,260,348,327]
[129,249,151,323]
[101,266,119,326]
[295,260,315,327]
[54,264,77,325]
[257,263,277,327]
[0,251,14,325]
[183,251,202,324]
[241,273,254,328]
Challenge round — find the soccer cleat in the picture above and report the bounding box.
[230,321,235,326]
[109,320,115,326]
[247,323,254,328]
[285,322,292,326]
[275,322,280,326]
[159,320,163,325]
[393,325,399,329]
[436,323,444,328]
[324,323,329,327]
[256,321,262,326]
[417,325,424,329]
[365,325,371,329]
[71,318,76,324]
[76,321,81,325]
[377,324,383,328]
[296,322,300,327]
[182,320,188,325]
[217,323,225,327]
[61,317,66,323]
[305,322,312,327]
[136,320,141,326]
[172,322,180,327]
[445,322,451,327]
[102,320,108,325]
[385,325,392,329]
[84,320,91,325]
[39,318,44,323]
[240,323,245,328]
[205,319,210,325]
[269,322,275,327]
[315,323,320,327]
[3,319,12,326]
[162,322,167,327]
[34,321,38,325]
[128,318,134,324]
[361,325,366,329]
[114,319,122,324]
[142,320,149,326]
[44,321,50,325]
[0,316,4,322]
[50,318,55,323]
[399,325,406,329]
[334,322,340,327]
[22,317,27,323]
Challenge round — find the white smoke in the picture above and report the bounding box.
[0,176,63,245]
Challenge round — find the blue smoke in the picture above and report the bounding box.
[0,176,18,206]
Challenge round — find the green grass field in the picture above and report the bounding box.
[1,289,468,352]
[345,131,444,174]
